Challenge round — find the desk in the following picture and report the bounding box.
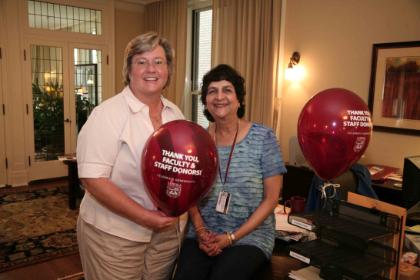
[62,159,84,209]
[372,179,403,207]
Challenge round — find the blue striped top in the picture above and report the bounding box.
[186,123,287,258]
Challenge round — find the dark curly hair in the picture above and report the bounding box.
[200,64,246,122]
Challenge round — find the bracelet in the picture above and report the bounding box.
[226,232,232,246]
[230,232,236,243]
[195,226,207,233]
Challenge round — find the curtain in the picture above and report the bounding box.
[212,0,282,129]
[402,61,420,120]
[144,0,187,109]
[383,61,420,120]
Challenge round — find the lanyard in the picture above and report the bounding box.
[215,121,239,185]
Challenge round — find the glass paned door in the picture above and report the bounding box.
[27,44,104,181]
[31,45,64,162]
[27,43,67,181]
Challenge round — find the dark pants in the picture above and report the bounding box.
[173,238,266,280]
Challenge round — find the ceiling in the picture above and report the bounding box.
[118,0,159,5]
[118,0,210,5]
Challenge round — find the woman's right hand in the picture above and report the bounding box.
[188,207,221,255]
[197,228,215,243]
[144,210,177,231]
[197,230,221,256]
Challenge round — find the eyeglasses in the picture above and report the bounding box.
[133,58,167,69]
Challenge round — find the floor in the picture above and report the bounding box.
[0,178,304,280]
[253,254,305,280]
[0,178,83,280]
[0,253,82,280]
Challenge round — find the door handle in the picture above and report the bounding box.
[64,118,71,123]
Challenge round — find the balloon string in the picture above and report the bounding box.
[215,120,239,185]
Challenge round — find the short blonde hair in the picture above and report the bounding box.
[122,31,174,87]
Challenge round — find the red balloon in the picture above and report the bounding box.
[297,88,372,181]
[142,120,218,216]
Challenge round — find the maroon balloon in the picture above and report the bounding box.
[142,120,218,216]
[297,88,372,181]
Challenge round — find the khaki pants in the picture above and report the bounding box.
[77,216,180,280]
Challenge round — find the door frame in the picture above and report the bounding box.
[0,1,8,186]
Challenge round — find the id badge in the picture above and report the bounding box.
[216,191,231,214]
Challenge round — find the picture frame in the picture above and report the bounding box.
[368,41,420,136]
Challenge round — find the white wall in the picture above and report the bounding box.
[280,0,420,170]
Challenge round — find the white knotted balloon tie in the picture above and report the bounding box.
[319,182,340,200]
[319,182,341,213]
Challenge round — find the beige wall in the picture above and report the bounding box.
[280,0,420,170]
[114,1,145,93]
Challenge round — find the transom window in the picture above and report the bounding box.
[27,0,102,35]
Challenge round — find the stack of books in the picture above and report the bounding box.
[274,205,315,242]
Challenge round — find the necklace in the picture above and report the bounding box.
[214,120,239,185]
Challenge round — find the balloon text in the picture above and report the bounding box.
[343,110,371,128]
[153,149,203,176]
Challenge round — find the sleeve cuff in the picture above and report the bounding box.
[77,162,112,178]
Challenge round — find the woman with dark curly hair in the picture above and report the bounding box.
[174,64,287,280]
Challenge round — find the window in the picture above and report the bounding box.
[191,8,212,128]
[28,0,102,35]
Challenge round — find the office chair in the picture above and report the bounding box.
[305,164,378,212]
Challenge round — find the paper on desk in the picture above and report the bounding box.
[276,231,304,242]
[405,233,420,254]
[275,205,308,233]
[385,173,403,182]
[406,225,420,234]
[289,266,322,280]
[58,153,76,161]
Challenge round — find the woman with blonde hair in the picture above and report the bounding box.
[76,31,184,280]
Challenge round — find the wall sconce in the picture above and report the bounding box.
[285,51,305,81]
[86,78,94,85]
[86,69,94,85]
[76,86,88,95]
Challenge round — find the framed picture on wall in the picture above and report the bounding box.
[368,41,420,136]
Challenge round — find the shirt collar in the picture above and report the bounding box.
[122,86,175,113]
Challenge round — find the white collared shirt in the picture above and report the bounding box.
[76,86,184,242]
